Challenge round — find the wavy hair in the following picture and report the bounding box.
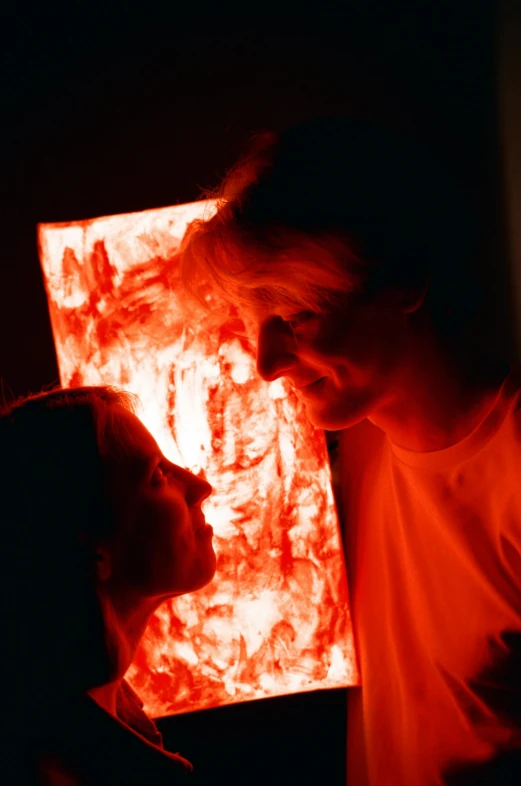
[180,117,480,336]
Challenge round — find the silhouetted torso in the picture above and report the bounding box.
[13,681,192,786]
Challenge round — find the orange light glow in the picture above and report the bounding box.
[38,201,358,717]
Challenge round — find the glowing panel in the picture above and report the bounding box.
[38,201,358,717]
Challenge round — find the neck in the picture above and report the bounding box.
[86,592,161,717]
[368,335,509,452]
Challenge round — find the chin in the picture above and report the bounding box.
[189,556,217,593]
[156,557,217,599]
[305,400,369,431]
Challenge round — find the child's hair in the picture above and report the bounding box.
[0,385,137,732]
[180,116,480,337]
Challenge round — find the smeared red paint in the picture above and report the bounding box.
[38,201,358,717]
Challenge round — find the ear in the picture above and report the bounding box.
[401,277,430,315]
[78,532,113,582]
[94,547,112,583]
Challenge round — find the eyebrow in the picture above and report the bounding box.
[113,450,160,483]
[140,452,163,479]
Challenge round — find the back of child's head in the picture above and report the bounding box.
[0,386,135,732]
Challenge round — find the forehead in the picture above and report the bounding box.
[238,289,311,323]
[102,405,160,477]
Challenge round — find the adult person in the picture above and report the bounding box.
[179,117,521,785]
[0,386,215,785]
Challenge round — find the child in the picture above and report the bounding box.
[0,385,215,785]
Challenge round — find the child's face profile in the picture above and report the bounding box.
[100,406,216,599]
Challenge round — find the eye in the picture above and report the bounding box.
[284,311,315,330]
[151,464,168,486]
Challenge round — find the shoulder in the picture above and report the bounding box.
[495,366,521,443]
[116,681,164,749]
[36,753,80,786]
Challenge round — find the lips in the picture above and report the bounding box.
[296,377,327,394]
[195,522,213,539]
[193,514,208,533]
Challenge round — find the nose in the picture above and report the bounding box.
[256,316,297,382]
[185,470,213,507]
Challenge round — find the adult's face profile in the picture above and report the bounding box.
[100,406,216,599]
[252,290,416,432]
[179,116,471,432]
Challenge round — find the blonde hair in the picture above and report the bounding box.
[180,118,479,337]
[180,132,363,318]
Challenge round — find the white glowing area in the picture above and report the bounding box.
[38,200,358,717]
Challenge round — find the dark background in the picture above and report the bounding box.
[1,1,515,783]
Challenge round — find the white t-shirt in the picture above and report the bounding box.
[340,370,521,785]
